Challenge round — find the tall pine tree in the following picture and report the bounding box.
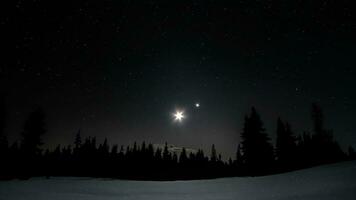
[310,103,345,164]
[210,144,217,162]
[275,118,297,170]
[240,107,274,175]
[20,108,46,156]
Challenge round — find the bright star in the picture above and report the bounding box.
[174,110,184,122]
[195,103,200,108]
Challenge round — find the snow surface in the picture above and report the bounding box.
[1,161,356,200]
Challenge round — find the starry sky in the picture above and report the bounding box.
[3,0,356,159]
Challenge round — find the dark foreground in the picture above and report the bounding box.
[1,161,356,200]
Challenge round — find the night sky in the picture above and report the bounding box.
[4,0,356,159]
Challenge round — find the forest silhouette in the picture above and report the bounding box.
[0,102,355,180]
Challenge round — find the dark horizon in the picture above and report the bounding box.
[1,103,351,160]
[3,0,356,160]
[1,103,352,181]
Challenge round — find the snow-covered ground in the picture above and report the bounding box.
[1,161,356,200]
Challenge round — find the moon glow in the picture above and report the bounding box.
[173,110,185,122]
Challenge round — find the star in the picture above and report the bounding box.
[195,103,200,108]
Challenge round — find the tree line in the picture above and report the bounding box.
[0,103,355,180]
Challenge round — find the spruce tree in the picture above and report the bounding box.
[240,107,274,175]
[20,108,46,157]
[210,144,217,162]
[111,144,118,155]
[348,146,356,160]
[74,129,82,150]
[163,142,171,162]
[275,118,296,170]
[235,144,242,166]
[179,147,188,164]
[310,103,345,164]
[154,147,162,161]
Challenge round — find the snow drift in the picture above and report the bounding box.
[1,161,355,200]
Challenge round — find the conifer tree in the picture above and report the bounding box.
[276,118,297,169]
[235,144,242,166]
[348,146,356,160]
[74,129,82,150]
[310,103,345,164]
[20,108,46,157]
[210,144,217,162]
[111,144,118,155]
[179,147,188,164]
[240,107,274,175]
[163,142,171,161]
[172,152,178,164]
